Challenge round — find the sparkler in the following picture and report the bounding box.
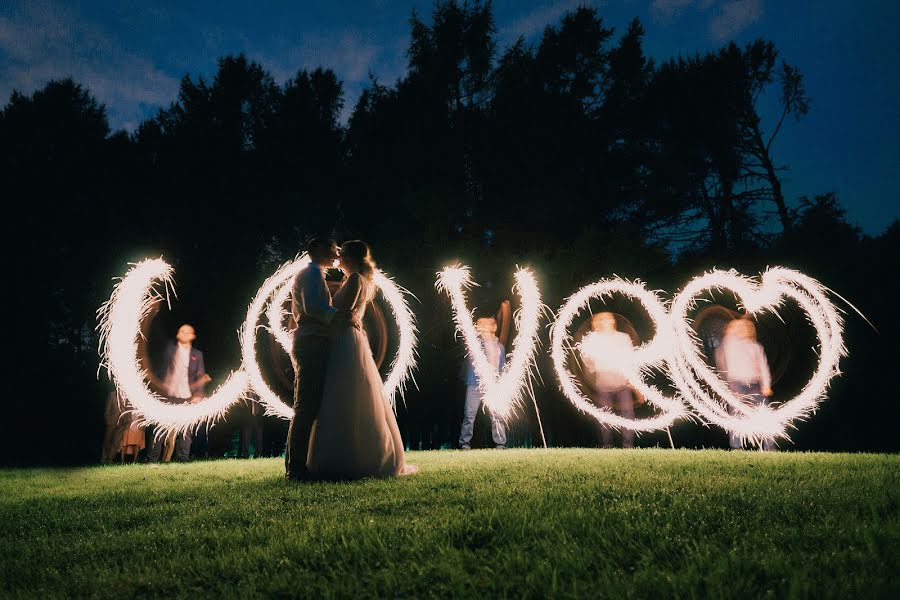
[99,254,419,433]
[100,257,843,445]
[669,268,845,446]
[550,279,687,432]
[435,265,542,422]
[97,259,250,436]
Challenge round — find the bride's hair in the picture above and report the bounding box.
[341,240,376,280]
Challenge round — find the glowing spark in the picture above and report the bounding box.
[257,255,419,414]
[669,268,845,446]
[550,279,687,432]
[97,259,250,437]
[99,255,418,434]
[436,265,542,422]
[240,256,313,420]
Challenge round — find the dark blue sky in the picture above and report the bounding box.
[1,0,897,233]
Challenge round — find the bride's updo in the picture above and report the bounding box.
[341,240,376,280]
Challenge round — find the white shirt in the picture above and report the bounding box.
[166,343,192,399]
[715,337,771,390]
[482,335,502,374]
[292,262,338,337]
[579,330,634,392]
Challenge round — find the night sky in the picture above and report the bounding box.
[1,0,897,233]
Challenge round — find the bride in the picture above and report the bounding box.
[307,240,417,480]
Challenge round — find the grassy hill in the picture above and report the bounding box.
[1,449,897,598]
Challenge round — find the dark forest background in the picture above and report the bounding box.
[3,2,897,466]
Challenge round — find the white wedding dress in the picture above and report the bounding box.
[307,272,416,480]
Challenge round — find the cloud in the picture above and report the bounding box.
[261,30,381,85]
[0,0,179,131]
[649,0,697,24]
[649,0,762,39]
[707,0,763,40]
[505,0,603,42]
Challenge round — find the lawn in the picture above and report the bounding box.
[1,449,897,598]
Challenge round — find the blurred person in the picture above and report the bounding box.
[579,312,636,449]
[101,389,125,463]
[145,324,211,463]
[118,410,145,463]
[458,316,507,450]
[715,318,775,450]
[240,394,265,458]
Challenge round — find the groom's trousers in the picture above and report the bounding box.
[286,335,330,479]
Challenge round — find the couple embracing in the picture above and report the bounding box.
[285,238,417,481]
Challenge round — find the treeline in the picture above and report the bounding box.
[3,2,896,465]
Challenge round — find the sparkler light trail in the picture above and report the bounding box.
[99,255,419,433]
[669,268,845,446]
[97,259,250,436]
[436,265,543,422]
[262,256,419,412]
[550,279,688,432]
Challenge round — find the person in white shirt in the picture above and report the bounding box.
[714,318,775,450]
[145,324,211,462]
[459,316,507,450]
[579,312,636,448]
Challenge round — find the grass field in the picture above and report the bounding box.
[1,449,897,598]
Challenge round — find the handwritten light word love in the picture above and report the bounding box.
[552,268,845,446]
[98,256,418,436]
[436,265,543,423]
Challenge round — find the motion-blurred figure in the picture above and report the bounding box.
[101,389,125,463]
[240,394,265,458]
[145,324,211,463]
[715,318,775,451]
[580,312,635,449]
[118,411,144,463]
[459,316,507,450]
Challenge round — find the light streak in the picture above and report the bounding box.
[97,259,250,437]
[550,279,687,432]
[435,265,542,422]
[669,268,845,446]
[99,255,419,434]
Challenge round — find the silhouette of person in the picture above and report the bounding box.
[240,393,265,458]
[101,388,125,463]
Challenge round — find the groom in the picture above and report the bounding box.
[285,237,343,480]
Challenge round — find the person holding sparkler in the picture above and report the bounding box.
[458,315,508,450]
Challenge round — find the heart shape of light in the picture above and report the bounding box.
[550,278,688,432]
[435,265,542,421]
[669,268,845,445]
[99,255,418,435]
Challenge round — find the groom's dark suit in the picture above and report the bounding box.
[285,261,337,479]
